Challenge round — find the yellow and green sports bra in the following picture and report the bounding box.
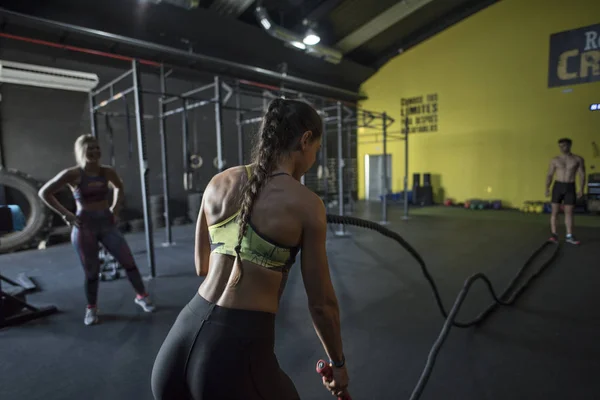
[207,165,300,272]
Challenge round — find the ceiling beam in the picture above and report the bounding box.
[372,0,498,68]
[209,0,255,17]
[293,0,345,30]
[335,0,436,54]
[150,0,200,10]
[0,7,367,101]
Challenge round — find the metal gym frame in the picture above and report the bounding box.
[231,80,329,188]
[320,102,358,236]
[90,61,239,278]
[232,82,374,237]
[352,109,408,223]
[232,81,399,229]
[234,81,394,237]
[158,68,236,246]
[89,60,157,278]
[89,60,397,277]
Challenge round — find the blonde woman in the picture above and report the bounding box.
[39,134,155,325]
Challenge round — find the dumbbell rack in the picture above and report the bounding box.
[98,246,124,281]
[587,173,600,212]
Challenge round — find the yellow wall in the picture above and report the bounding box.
[357,0,600,207]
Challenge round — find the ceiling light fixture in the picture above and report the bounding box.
[254,7,342,64]
[0,59,99,92]
[291,41,307,50]
[260,18,271,30]
[303,28,320,45]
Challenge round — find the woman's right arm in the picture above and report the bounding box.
[300,195,348,372]
[38,169,76,219]
[301,196,349,396]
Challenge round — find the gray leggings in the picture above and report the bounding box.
[71,209,146,306]
[151,294,300,400]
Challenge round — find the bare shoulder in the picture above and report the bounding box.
[62,166,82,181]
[204,165,248,201]
[100,166,124,187]
[549,156,559,164]
[222,165,248,180]
[207,165,247,188]
[574,154,585,163]
[43,166,80,189]
[295,185,326,224]
[100,165,118,177]
[301,185,325,208]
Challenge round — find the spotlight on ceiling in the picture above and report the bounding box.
[260,18,271,30]
[303,28,321,45]
[255,8,342,64]
[290,41,307,50]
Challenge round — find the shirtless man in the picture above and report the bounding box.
[545,138,586,244]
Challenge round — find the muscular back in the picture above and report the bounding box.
[551,154,583,183]
[197,165,322,314]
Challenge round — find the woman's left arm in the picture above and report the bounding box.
[104,167,124,216]
[194,194,211,277]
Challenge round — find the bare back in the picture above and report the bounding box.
[551,154,583,183]
[197,165,320,314]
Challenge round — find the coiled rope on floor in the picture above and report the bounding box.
[325,214,560,400]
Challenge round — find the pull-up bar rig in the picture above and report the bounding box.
[88,60,342,277]
[231,84,355,230]
[89,60,157,278]
[341,109,399,224]
[232,81,399,230]
[90,62,238,261]
[90,61,231,276]
[89,60,397,278]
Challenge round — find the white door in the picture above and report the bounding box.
[364,154,392,201]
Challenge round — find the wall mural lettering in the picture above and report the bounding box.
[548,23,600,88]
[401,93,438,134]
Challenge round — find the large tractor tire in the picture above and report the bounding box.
[0,168,53,253]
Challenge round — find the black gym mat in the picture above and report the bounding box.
[0,205,599,400]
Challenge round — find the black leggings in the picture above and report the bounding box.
[151,294,300,400]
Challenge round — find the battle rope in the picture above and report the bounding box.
[325,214,560,400]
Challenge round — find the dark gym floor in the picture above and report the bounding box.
[1,204,599,400]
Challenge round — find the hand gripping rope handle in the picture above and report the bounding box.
[316,359,352,400]
[315,214,560,400]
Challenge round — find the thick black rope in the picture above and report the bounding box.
[325,214,560,400]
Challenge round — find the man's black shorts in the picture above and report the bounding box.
[552,181,576,205]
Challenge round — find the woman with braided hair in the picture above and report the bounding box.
[152,99,349,399]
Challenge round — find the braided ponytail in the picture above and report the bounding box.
[230,98,322,286]
[231,99,287,285]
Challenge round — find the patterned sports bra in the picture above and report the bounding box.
[207,165,300,273]
[72,168,110,205]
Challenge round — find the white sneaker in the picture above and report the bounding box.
[84,307,99,326]
[134,296,156,313]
